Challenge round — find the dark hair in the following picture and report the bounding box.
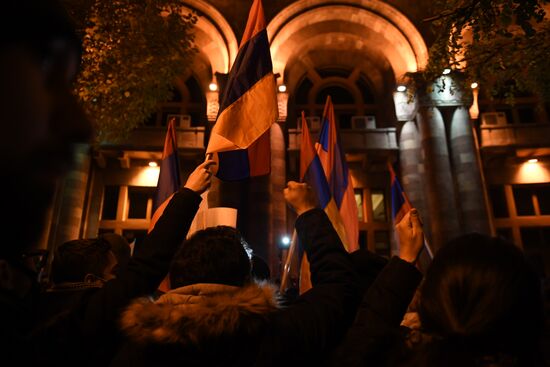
[169,226,252,288]
[51,238,113,284]
[1,0,81,57]
[417,233,544,365]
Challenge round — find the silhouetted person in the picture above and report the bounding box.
[331,214,545,367]
[111,181,361,367]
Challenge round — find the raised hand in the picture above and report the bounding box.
[284,181,316,216]
[184,159,216,194]
[395,209,424,264]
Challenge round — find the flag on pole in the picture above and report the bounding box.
[388,161,412,226]
[207,0,278,181]
[150,118,181,230]
[315,96,359,252]
[388,161,434,260]
[149,118,182,292]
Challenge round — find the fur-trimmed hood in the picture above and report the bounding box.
[120,282,280,346]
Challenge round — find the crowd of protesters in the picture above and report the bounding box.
[0,0,547,366]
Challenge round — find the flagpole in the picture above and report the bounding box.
[280,230,298,292]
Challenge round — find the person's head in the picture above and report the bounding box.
[417,233,544,362]
[251,254,271,281]
[0,0,92,257]
[169,226,252,289]
[51,238,118,285]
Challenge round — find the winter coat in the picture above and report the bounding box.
[30,187,202,367]
[329,257,422,367]
[111,208,361,367]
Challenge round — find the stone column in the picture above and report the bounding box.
[49,143,92,248]
[418,106,461,251]
[449,107,490,233]
[399,120,431,241]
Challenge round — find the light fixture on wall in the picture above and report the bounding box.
[148,161,158,167]
[442,68,451,75]
[278,84,287,93]
[396,85,407,92]
[470,82,478,89]
[209,82,218,92]
[528,158,539,163]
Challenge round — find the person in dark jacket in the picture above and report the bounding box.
[330,210,546,367]
[28,159,214,367]
[111,181,361,367]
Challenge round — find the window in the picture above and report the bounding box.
[128,186,154,219]
[371,190,387,222]
[512,185,550,216]
[355,189,364,222]
[358,230,368,250]
[489,185,509,218]
[102,186,120,220]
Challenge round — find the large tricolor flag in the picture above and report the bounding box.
[315,96,359,252]
[207,0,278,181]
[150,118,181,230]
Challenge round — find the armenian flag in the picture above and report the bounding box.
[207,0,278,181]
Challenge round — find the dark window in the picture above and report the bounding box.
[374,231,390,257]
[295,77,312,105]
[513,186,535,216]
[185,76,204,104]
[316,85,354,104]
[489,185,509,218]
[338,113,352,129]
[534,186,550,215]
[102,186,119,220]
[128,187,154,219]
[168,86,183,102]
[371,190,387,222]
[355,189,364,222]
[517,107,536,124]
[358,230,368,250]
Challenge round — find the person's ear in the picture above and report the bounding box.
[0,259,15,291]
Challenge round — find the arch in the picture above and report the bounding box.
[267,0,428,83]
[182,0,238,75]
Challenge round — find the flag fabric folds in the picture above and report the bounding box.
[315,97,359,252]
[388,161,412,225]
[150,118,182,229]
[207,0,278,181]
